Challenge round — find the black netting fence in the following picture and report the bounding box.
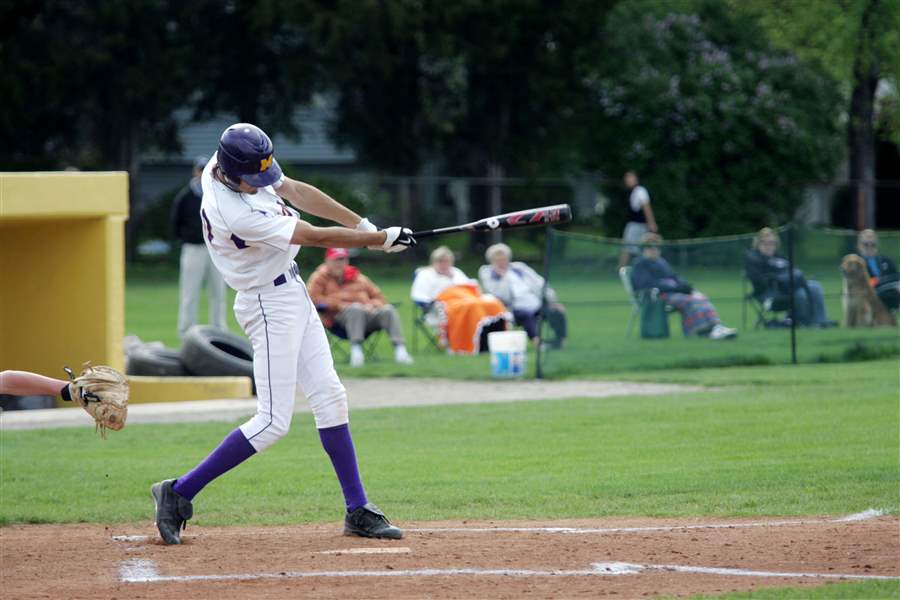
[535,225,900,378]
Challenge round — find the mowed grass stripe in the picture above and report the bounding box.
[1,360,896,526]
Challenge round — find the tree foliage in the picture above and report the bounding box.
[307,0,614,176]
[580,0,844,237]
[738,0,900,228]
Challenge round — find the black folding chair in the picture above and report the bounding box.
[741,277,791,330]
[316,305,383,362]
[411,300,443,353]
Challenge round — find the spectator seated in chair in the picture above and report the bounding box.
[631,233,737,340]
[854,228,900,312]
[411,246,510,354]
[744,227,836,328]
[478,243,567,348]
[307,248,413,367]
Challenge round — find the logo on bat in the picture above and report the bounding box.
[259,155,274,172]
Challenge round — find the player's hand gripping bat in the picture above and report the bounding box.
[412,204,571,239]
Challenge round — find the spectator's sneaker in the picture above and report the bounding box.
[394,345,414,365]
[709,324,738,340]
[344,503,404,539]
[350,344,365,367]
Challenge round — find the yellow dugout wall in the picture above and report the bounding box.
[0,172,128,402]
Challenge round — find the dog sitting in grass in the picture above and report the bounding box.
[841,254,896,327]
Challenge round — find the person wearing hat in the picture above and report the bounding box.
[307,248,414,367]
[171,155,227,339]
[631,232,737,339]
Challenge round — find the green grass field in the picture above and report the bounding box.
[126,263,899,380]
[3,360,897,526]
[5,263,897,598]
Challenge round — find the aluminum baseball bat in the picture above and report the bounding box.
[411,204,572,239]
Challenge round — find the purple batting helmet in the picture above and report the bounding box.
[216,123,283,188]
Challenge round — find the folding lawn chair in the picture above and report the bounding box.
[316,305,383,363]
[411,267,444,353]
[619,266,674,337]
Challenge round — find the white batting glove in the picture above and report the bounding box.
[356,217,378,233]
[382,227,417,253]
[357,218,386,250]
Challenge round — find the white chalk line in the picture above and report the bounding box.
[108,509,886,545]
[594,562,898,581]
[317,547,412,555]
[411,509,886,535]
[118,559,898,584]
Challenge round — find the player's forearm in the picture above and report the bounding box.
[291,221,385,248]
[0,370,67,396]
[281,180,362,228]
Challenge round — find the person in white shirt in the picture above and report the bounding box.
[411,246,509,353]
[410,246,474,305]
[150,123,415,546]
[478,243,567,348]
[619,171,658,269]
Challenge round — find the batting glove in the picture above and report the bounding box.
[383,227,416,253]
[356,217,378,233]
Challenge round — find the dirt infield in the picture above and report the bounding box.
[3,513,897,599]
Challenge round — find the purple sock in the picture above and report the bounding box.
[173,428,256,501]
[319,423,368,512]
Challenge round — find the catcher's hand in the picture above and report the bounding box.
[64,364,129,439]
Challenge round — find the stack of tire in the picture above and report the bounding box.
[126,326,255,390]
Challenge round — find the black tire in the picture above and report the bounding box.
[180,326,254,382]
[126,346,188,376]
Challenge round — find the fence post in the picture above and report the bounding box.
[787,223,797,365]
[535,227,555,379]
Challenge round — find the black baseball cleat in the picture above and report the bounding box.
[151,479,193,545]
[344,503,404,539]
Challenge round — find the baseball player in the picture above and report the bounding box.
[151,123,415,544]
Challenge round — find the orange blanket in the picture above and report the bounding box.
[435,284,510,354]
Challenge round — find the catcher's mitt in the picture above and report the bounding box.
[64,364,129,438]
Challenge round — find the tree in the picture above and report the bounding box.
[743,0,900,229]
[0,1,321,257]
[579,0,844,237]
[307,0,615,250]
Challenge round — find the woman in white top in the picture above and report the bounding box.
[411,246,510,353]
[410,246,474,305]
[478,243,567,348]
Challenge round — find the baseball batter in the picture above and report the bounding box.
[151,123,415,544]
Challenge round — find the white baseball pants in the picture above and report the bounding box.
[233,272,349,452]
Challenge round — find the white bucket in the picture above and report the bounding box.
[487,330,528,378]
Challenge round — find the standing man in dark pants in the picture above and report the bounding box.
[171,156,227,339]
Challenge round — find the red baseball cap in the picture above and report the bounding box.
[325,248,350,260]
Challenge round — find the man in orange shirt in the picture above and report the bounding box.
[308,248,413,367]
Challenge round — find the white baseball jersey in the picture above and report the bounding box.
[198,155,349,451]
[199,154,301,292]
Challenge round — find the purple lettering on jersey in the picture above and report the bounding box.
[230,233,248,249]
[201,208,213,242]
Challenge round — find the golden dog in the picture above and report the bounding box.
[841,254,896,327]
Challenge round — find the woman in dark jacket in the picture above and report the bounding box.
[855,229,899,310]
[745,228,835,327]
[631,233,737,339]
